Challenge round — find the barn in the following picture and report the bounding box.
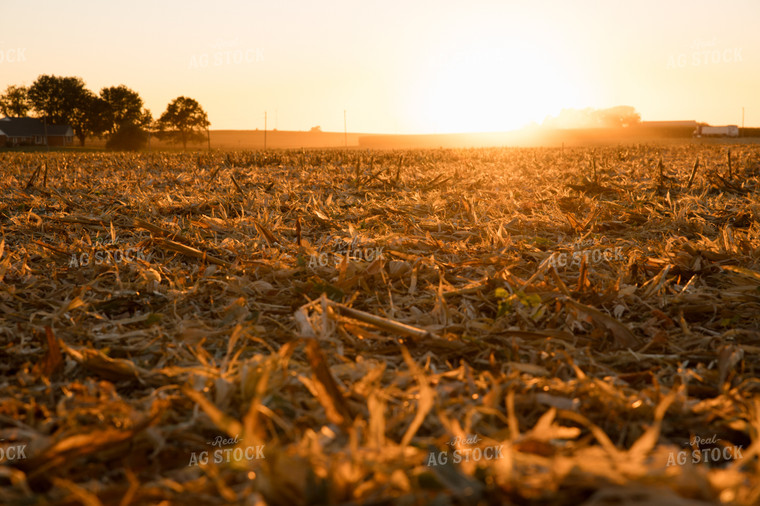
[0,117,74,147]
[638,120,699,138]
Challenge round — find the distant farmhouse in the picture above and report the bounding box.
[640,120,699,128]
[694,124,740,138]
[636,120,699,139]
[640,120,740,138]
[0,117,74,147]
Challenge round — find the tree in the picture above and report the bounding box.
[106,123,149,151]
[28,75,99,146]
[156,96,209,149]
[100,85,151,135]
[597,105,641,128]
[28,75,83,124]
[0,85,32,117]
[542,106,641,129]
[86,95,115,140]
[68,89,111,146]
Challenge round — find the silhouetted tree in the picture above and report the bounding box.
[106,123,149,151]
[597,106,641,128]
[156,96,209,149]
[543,106,641,129]
[100,85,152,135]
[28,75,99,146]
[86,96,115,141]
[0,85,32,117]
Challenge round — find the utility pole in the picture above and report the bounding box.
[207,127,211,151]
[742,107,745,129]
[264,111,267,150]
[344,109,347,148]
[43,117,49,149]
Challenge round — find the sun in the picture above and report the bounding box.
[407,45,583,134]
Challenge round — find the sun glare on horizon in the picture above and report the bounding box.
[0,0,758,135]
[405,40,589,134]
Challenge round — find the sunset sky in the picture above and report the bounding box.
[1,0,757,134]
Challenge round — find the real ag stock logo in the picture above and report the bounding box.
[0,439,28,463]
[666,434,743,467]
[308,237,384,267]
[667,38,743,69]
[67,239,151,268]
[187,434,265,467]
[548,237,625,269]
[0,42,26,64]
[426,434,504,466]
[188,37,264,69]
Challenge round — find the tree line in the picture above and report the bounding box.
[0,75,210,150]
[542,106,642,129]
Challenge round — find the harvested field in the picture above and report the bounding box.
[1,145,760,504]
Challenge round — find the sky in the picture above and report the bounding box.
[0,0,758,134]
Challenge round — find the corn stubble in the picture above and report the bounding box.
[1,145,759,504]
